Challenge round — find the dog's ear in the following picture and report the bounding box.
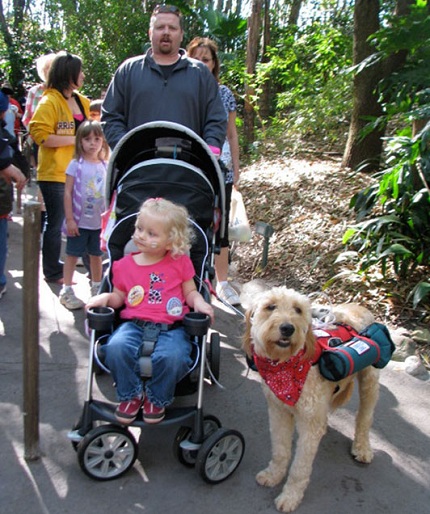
[303,324,317,360]
[242,308,254,358]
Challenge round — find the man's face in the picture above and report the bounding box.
[149,13,183,56]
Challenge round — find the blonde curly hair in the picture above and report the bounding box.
[136,198,194,258]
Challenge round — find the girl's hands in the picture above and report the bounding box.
[193,296,215,324]
[86,292,110,311]
[66,218,79,236]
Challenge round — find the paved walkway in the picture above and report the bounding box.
[1,184,429,513]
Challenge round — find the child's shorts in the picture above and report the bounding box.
[66,228,103,257]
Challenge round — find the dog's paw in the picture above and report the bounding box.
[256,467,284,488]
[275,491,303,513]
[351,441,374,463]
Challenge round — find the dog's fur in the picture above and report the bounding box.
[243,286,380,513]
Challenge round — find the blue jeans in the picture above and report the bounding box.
[103,321,193,407]
[38,181,65,281]
[0,218,8,287]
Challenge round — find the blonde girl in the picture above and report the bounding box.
[87,197,214,424]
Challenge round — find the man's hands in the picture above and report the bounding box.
[1,164,27,190]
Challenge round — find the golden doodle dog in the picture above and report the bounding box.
[243,286,380,513]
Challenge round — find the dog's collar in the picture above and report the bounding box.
[252,347,316,406]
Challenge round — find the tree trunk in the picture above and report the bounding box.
[342,0,414,172]
[288,0,303,26]
[342,0,382,172]
[244,0,263,146]
[259,0,271,120]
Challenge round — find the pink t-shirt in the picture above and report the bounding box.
[113,252,196,324]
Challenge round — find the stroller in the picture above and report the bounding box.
[68,122,245,484]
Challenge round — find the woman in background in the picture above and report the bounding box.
[29,51,90,284]
[187,37,241,306]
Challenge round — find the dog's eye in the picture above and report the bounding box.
[294,306,302,314]
[266,304,276,311]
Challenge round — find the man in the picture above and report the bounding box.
[1,82,23,138]
[101,4,226,151]
[0,91,27,298]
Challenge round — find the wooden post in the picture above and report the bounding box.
[22,201,41,460]
[255,221,274,269]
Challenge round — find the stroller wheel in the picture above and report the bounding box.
[173,415,222,467]
[196,428,245,484]
[173,426,195,467]
[77,424,138,480]
[202,414,222,437]
[207,332,220,383]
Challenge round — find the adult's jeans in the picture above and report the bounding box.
[103,321,193,407]
[0,218,8,286]
[38,181,64,281]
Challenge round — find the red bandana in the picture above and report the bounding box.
[252,347,319,406]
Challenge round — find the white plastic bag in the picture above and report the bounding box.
[100,191,117,252]
[229,189,252,242]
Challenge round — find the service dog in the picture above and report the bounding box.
[243,286,380,513]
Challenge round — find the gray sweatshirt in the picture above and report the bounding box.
[102,49,227,151]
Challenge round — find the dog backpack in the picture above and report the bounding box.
[317,322,395,381]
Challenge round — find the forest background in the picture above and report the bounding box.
[0,0,429,337]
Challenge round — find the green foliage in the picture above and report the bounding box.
[360,2,430,135]
[339,1,430,308]
[340,126,430,304]
[192,7,247,52]
[247,19,354,153]
[409,280,430,309]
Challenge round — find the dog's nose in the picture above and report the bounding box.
[279,323,295,337]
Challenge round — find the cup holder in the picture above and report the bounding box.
[87,306,115,331]
[183,312,210,337]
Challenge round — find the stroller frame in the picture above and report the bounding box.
[68,122,245,483]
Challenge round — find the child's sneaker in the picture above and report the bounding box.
[90,284,100,297]
[0,284,6,299]
[142,397,165,424]
[59,289,84,310]
[115,397,143,424]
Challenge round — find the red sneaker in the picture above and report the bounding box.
[142,397,165,424]
[114,397,142,424]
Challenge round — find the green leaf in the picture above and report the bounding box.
[342,229,357,244]
[379,243,413,258]
[334,251,359,263]
[410,282,430,308]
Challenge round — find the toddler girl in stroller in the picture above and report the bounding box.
[86,197,214,424]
